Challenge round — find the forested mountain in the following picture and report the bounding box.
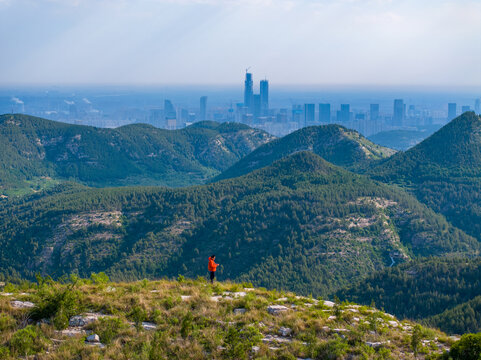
[337,257,481,334]
[213,124,395,181]
[0,114,274,191]
[368,128,440,151]
[369,112,481,242]
[0,152,476,297]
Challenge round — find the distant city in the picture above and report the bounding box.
[1,73,480,137]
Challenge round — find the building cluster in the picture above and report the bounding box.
[141,72,480,136]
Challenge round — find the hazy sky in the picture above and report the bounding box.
[1,0,480,86]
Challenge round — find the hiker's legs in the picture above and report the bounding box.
[210,271,215,284]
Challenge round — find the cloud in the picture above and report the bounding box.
[11,97,23,104]
[64,100,75,105]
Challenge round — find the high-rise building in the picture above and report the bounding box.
[393,99,404,126]
[462,105,471,113]
[337,104,350,123]
[244,72,254,113]
[260,80,269,115]
[292,105,303,127]
[164,100,176,128]
[200,96,207,121]
[475,98,480,114]
[319,103,330,123]
[304,104,315,126]
[370,104,379,121]
[448,103,457,120]
[253,95,261,119]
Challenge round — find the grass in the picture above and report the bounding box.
[0,276,459,359]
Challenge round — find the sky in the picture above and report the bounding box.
[0,0,480,86]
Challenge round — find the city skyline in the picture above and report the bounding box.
[1,0,480,86]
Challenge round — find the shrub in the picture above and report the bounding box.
[313,337,349,360]
[90,272,110,285]
[9,325,50,356]
[30,283,84,330]
[0,314,16,332]
[223,324,262,360]
[445,333,481,360]
[129,305,147,330]
[89,317,128,344]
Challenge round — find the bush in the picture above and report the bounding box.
[223,324,262,360]
[89,317,128,344]
[0,314,16,332]
[30,283,84,330]
[445,333,481,360]
[9,325,50,356]
[90,272,110,285]
[313,337,349,360]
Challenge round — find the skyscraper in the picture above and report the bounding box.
[337,104,350,123]
[253,94,261,119]
[475,98,480,114]
[319,103,330,123]
[244,72,254,113]
[304,104,315,126]
[448,103,457,120]
[260,80,269,115]
[200,96,207,121]
[292,105,303,127]
[462,105,471,113]
[393,99,404,126]
[370,104,379,121]
[164,99,176,129]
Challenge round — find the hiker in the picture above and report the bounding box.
[208,255,219,284]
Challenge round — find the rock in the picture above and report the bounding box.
[327,315,337,321]
[233,308,246,315]
[278,327,292,337]
[1,293,13,296]
[244,288,255,292]
[86,334,100,343]
[388,320,399,327]
[262,334,292,344]
[58,328,87,337]
[252,346,260,352]
[223,291,247,298]
[346,308,359,313]
[181,295,191,301]
[142,322,157,331]
[10,300,35,308]
[267,305,289,315]
[366,341,383,348]
[352,317,360,322]
[323,301,335,307]
[276,297,288,302]
[69,313,107,327]
[332,328,349,333]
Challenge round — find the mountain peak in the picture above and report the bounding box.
[214,124,394,182]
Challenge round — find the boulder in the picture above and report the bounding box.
[69,313,107,327]
[142,322,157,331]
[267,305,289,315]
[10,300,35,309]
[233,308,246,315]
[278,327,292,337]
[86,334,100,343]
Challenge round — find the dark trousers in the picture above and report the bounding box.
[209,271,216,283]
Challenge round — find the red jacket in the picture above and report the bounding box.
[208,257,218,272]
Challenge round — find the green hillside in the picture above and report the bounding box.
[337,257,481,334]
[368,128,440,151]
[214,124,395,181]
[0,152,476,297]
[427,295,481,335]
[0,277,466,360]
[369,112,481,242]
[0,114,274,192]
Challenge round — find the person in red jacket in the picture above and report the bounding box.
[208,255,219,284]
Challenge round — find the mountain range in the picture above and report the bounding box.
[0,114,274,192]
[1,111,481,336]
